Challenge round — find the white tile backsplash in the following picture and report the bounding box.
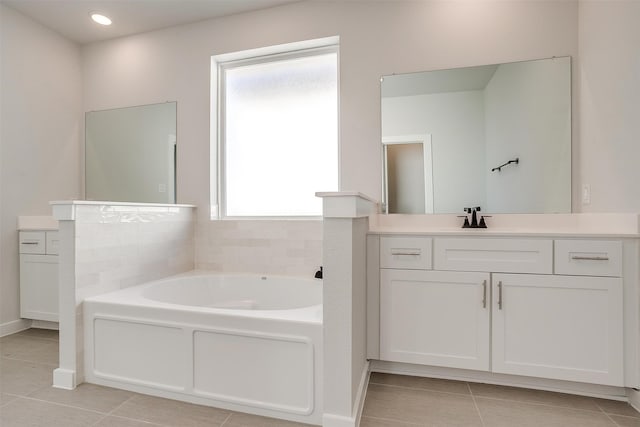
[73,204,195,300]
[195,220,323,277]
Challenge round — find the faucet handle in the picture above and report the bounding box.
[458,215,471,228]
[478,215,491,229]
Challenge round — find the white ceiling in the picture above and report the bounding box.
[2,0,300,44]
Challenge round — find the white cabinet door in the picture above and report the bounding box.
[380,269,490,371]
[492,274,623,386]
[20,254,59,322]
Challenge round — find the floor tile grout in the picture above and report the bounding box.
[368,381,472,397]
[472,394,611,414]
[5,394,108,416]
[0,355,59,367]
[361,414,426,426]
[603,411,623,427]
[219,412,233,426]
[88,413,110,427]
[105,393,137,417]
[468,382,486,427]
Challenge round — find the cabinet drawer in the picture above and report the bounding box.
[19,231,46,254]
[46,231,60,255]
[434,238,552,273]
[554,240,622,277]
[380,236,432,270]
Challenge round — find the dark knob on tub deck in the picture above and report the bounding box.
[314,267,323,279]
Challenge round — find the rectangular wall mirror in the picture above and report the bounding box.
[85,102,177,203]
[381,57,571,214]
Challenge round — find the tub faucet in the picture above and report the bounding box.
[314,267,323,279]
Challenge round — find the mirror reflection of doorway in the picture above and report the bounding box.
[383,134,433,214]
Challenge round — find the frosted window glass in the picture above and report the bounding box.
[223,52,338,217]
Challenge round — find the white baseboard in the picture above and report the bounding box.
[371,360,627,400]
[628,388,640,412]
[322,413,356,427]
[323,361,370,427]
[353,361,370,427]
[31,320,59,330]
[0,319,32,337]
[53,368,77,390]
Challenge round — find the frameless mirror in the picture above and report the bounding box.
[85,102,177,203]
[381,57,571,214]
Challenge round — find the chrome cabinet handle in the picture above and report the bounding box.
[482,280,487,308]
[497,281,503,310]
[21,241,39,245]
[571,255,609,261]
[390,248,421,256]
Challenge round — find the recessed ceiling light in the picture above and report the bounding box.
[90,13,112,26]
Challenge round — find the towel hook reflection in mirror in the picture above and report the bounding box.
[491,157,519,172]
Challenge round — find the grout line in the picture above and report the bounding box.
[468,382,486,427]
[602,411,624,427]
[472,394,610,414]
[94,414,162,426]
[0,355,59,367]
[106,393,136,416]
[360,415,425,426]
[88,413,110,427]
[10,395,106,416]
[219,412,233,426]
[369,381,473,397]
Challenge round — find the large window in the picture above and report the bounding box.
[213,44,338,218]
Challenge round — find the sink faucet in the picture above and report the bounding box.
[461,207,487,229]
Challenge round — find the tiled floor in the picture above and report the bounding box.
[362,372,640,427]
[1,329,640,427]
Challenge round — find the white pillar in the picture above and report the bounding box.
[316,192,377,427]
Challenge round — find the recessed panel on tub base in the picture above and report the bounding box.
[93,319,185,390]
[193,330,314,415]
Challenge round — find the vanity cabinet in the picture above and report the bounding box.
[380,269,490,371]
[374,235,626,387]
[492,273,623,386]
[19,230,59,322]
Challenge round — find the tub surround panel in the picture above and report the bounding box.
[51,201,196,390]
[83,272,323,424]
[195,219,322,277]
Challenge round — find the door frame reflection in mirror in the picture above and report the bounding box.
[382,134,433,214]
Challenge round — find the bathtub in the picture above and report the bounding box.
[83,271,323,425]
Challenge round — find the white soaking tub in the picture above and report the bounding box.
[83,271,323,425]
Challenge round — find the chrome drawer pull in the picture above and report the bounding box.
[571,256,609,261]
[390,248,421,256]
[21,241,40,245]
[482,280,487,308]
[497,281,503,310]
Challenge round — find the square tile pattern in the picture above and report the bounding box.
[1,329,639,426]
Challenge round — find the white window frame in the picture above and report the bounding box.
[210,37,340,220]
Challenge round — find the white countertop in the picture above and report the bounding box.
[369,213,640,238]
[18,216,58,231]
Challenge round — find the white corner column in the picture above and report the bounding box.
[316,192,377,427]
[51,202,79,389]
